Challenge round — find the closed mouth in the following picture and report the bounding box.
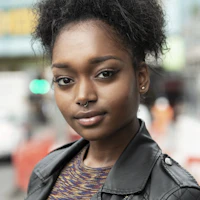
[74,111,106,127]
[74,110,106,119]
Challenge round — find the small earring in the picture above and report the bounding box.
[141,86,145,90]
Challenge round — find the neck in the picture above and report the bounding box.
[83,118,140,168]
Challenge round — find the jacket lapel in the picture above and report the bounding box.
[36,138,89,180]
[102,122,162,195]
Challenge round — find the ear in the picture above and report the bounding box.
[136,62,150,94]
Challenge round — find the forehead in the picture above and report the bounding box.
[55,19,120,45]
[52,20,130,60]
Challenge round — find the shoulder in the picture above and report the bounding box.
[27,139,88,197]
[32,138,88,173]
[149,154,200,200]
[29,142,74,184]
[34,141,76,171]
[164,187,200,200]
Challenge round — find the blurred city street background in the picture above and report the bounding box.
[0,0,200,199]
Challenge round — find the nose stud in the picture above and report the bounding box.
[82,101,89,108]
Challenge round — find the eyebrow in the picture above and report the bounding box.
[52,55,122,69]
[89,55,123,64]
[51,63,69,69]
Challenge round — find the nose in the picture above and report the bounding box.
[75,78,98,107]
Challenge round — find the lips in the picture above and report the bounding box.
[74,111,106,126]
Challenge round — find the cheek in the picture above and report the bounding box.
[54,89,72,117]
[116,88,138,114]
[101,79,139,115]
[54,90,63,107]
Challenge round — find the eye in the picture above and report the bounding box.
[54,77,74,86]
[96,70,117,79]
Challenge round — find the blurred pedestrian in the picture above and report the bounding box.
[26,0,200,199]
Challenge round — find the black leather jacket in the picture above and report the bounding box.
[26,122,200,200]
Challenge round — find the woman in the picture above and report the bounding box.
[26,0,200,199]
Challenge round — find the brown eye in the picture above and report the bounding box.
[97,70,116,79]
[54,77,74,86]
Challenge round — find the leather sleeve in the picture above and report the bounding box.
[165,187,200,200]
[25,171,42,200]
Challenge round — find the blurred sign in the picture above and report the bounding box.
[0,0,35,9]
[162,36,186,71]
[0,8,34,36]
[164,0,182,35]
[29,79,50,94]
[0,71,29,119]
[0,36,41,57]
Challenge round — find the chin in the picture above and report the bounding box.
[78,128,112,141]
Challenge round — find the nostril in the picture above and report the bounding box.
[77,99,97,107]
[77,100,88,106]
[78,101,89,108]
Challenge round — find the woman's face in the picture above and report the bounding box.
[52,20,149,141]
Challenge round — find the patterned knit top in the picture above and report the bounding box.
[48,146,112,200]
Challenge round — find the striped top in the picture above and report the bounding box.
[48,146,112,200]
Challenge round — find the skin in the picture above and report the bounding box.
[52,20,150,168]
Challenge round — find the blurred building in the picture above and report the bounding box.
[0,0,42,71]
[0,0,56,131]
[0,1,35,119]
[183,0,200,116]
[162,0,200,117]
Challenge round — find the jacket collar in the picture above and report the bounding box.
[102,121,162,195]
[36,121,161,195]
[36,138,89,180]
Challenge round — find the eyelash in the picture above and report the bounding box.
[53,77,74,87]
[96,69,119,79]
[53,69,119,87]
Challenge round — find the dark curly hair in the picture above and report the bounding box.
[33,0,167,66]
